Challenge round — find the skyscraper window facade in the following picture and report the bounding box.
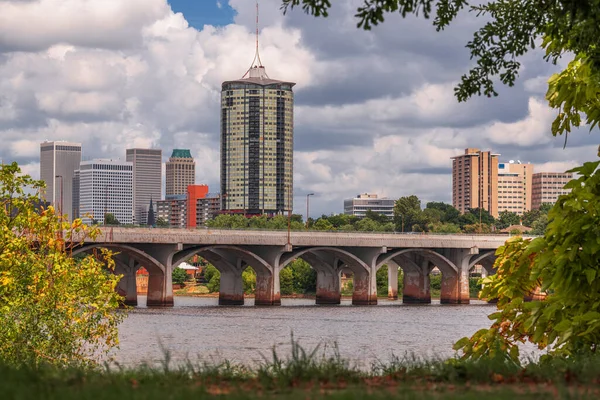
[39,141,82,221]
[497,161,533,216]
[77,159,133,225]
[126,148,162,225]
[531,172,573,209]
[220,65,295,215]
[166,149,195,197]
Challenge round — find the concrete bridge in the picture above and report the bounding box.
[72,228,511,307]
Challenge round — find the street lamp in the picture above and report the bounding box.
[305,193,314,229]
[55,175,63,219]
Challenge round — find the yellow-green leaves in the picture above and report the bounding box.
[455,158,600,361]
[0,163,124,368]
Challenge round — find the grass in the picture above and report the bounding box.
[3,338,600,399]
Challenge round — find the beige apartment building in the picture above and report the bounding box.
[497,161,533,215]
[451,148,499,217]
[531,172,573,209]
[220,54,295,215]
[166,149,195,197]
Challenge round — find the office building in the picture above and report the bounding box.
[39,141,81,221]
[186,184,209,228]
[72,170,80,220]
[126,148,162,225]
[77,159,133,225]
[532,172,573,209]
[166,149,195,197]
[451,148,500,217]
[343,193,395,219]
[157,195,187,228]
[497,161,533,215]
[220,43,295,215]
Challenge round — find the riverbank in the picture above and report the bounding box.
[5,342,600,399]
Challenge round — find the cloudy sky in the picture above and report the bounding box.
[0,0,597,217]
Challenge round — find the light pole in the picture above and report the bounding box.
[305,193,314,229]
[286,185,292,247]
[104,184,112,225]
[55,175,63,219]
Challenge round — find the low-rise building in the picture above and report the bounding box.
[343,193,394,219]
[157,195,187,228]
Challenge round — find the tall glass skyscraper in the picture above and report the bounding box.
[220,61,295,215]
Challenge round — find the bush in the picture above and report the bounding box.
[172,267,189,285]
[242,267,256,294]
[204,265,220,293]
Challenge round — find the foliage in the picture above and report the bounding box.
[242,267,256,294]
[0,162,124,368]
[279,267,294,295]
[156,217,169,228]
[203,265,221,293]
[206,214,305,230]
[103,213,120,225]
[280,0,600,139]
[462,223,492,234]
[393,195,425,232]
[288,259,317,294]
[172,267,189,285]
[455,160,600,361]
[495,211,521,230]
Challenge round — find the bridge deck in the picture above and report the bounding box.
[84,228,514,249]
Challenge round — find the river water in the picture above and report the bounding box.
[112,296,501,369]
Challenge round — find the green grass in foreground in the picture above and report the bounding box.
[2,339,600,399]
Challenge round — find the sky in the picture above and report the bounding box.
[0,0,597,218]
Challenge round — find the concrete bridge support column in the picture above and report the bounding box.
[440,249,472,304]
[138,244,177,308]
[387,261,399,300]
[114,256,138,306]
[401,257,431,304]
[315,269,341,304]
[255,270,280,306]
[219,268,244,305]
[347,248,385,306]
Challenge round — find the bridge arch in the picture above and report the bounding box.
[376,248,458,275]
[279,247,370,275]
[72,244,165,274]
[468,251,496,275]
[170,245,273,275]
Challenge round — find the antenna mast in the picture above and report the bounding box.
[243,0,268,79]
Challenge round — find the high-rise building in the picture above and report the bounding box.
[532,172,573,209]
[166,149,195,197]
[497,161,533,215]
[39,141,82,221]
[220,39,295,215]
[343,193,395,219]
[126,148,162,225]
[77,159,133,225]
[451,148,500,217]
[186,184,209,228]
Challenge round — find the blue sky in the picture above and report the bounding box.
[168,0,235,28]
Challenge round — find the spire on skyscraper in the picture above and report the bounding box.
[242,1,269,80]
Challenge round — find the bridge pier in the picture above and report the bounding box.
[219,268,245,305]
[315,269,341,305]
[387,261,399,300]
[439,249,472,304]
[401,257,431,304]
[255,270,280,306]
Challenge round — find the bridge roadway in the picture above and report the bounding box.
[72,228,511,307]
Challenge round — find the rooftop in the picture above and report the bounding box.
[170,149,193,159]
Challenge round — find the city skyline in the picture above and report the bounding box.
[0,0,595,217]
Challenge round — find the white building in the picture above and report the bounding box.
[39,141,81,221]
[77,159,133,225]
[343,193,395,219]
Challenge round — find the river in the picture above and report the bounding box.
[112,296,503,369]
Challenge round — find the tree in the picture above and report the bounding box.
[172,267,189,285]
[393,195,425,232]
[425,202,460,225]
[365,209,390,224]
[0,163,123,368]
[495,211,521,230]
[281,1,600,139]
[203,264,220,293]
[455,159,600,360]
[104,213,120,225]
[156,217,169,228]
[242,267,256,294]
